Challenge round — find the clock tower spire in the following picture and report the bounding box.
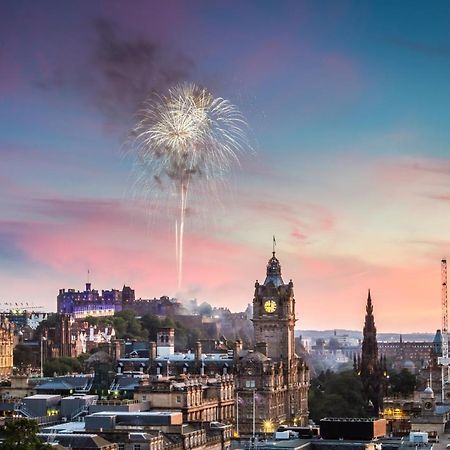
[253,251,296,362]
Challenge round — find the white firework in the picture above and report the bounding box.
[132,82,252,289]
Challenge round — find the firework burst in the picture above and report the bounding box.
[132,82,252,289]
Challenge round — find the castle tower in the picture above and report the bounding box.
[252,252,296,363]
[359,290,385,416]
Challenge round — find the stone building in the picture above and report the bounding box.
[378,337,433,373]
[114,252,310,435]
[234,251,310,434]
[0,316,14,377]
[134,374,235,423]
[42,314,120,365]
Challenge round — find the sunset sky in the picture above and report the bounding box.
[1,1,450,332]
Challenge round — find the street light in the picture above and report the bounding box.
[40,336,47,378]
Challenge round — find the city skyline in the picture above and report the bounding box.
[1,1,450,332]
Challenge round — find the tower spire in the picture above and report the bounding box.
[359,290,384,416]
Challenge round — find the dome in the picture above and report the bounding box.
[424,386,434,396]
[402,360,415,370]
[263,252,284,287]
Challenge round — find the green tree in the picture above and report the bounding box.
[0,418,50,449]
[13,344,35,368]
[84,316,100,326]
[43,357,82,377]
[112,310,147,340]
[141,313,162,341]
[388,369,416,396]
[309,370,368,423]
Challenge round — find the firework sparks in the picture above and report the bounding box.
[132,82,252,290]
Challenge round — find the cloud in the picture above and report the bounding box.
[425,193,450,203]
[38,17,193,126]
[243,198,335,240]
[387,37,450,60]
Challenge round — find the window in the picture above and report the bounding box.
[176,395,182,403]
[118,445,125,450]
[134,445,141,450]
[245,380,256,388]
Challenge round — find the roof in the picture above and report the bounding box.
[42,421,86,434]
[263,252,285,287]
[239,350,270,363]
[119,352,233,363]
[90,410,182,417]
[115,375,141,390]
[37,375,92,391]
[36,380,74,391]
[24,394,61,400]
[435,404,450,414]
[38,433,114,449]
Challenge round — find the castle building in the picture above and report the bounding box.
[357,290,386,416]
[57,283,122,318]
[0,317,14,377]
[235,252,309,434]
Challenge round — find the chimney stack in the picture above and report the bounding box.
[255,342,268,356]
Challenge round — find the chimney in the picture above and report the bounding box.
[195,341,202,361]
[113,339,123,360]
[149,341,157,361]
[255,342,268,356]
[234,339,243,360]
[156,328,175,357]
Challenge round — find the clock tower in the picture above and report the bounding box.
[252,251,296,363]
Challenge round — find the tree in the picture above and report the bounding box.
[84,316,99,327]
[141,313,162,341]
[309,370,368,423]
[112,310,147,340]
[0,418,50,449]
[43,357,82,377]
[13,344,35,368]
[388,369,416,396]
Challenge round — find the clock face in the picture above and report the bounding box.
[264,300,277,313]
[424,401,433,410]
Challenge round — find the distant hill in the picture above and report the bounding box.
[296,329,435,343]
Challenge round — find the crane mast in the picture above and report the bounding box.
[438,258,450,402]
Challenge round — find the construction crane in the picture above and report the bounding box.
[0,302,44,313]
[438,258,450,402]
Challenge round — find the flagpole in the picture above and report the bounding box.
[236,391,239,436]
[252,389,256,439]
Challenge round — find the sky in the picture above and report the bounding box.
[1,0,450,332]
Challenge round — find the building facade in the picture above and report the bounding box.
[134,375,235,423]
[235,252,309,434]
[0,316,14,377]
[57,283,123,318]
